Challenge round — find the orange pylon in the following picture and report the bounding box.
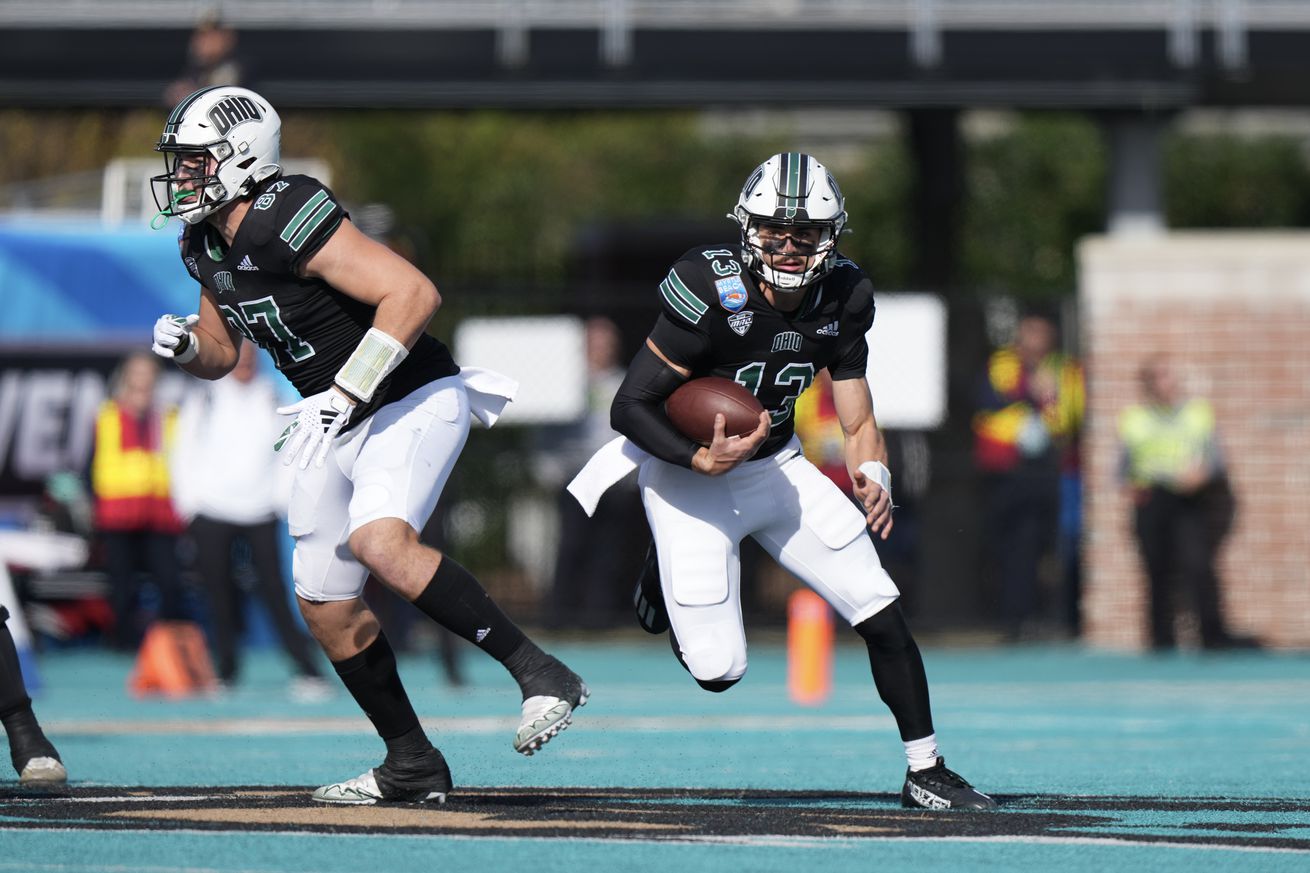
[128,621,218,698]
[787,589,833,706]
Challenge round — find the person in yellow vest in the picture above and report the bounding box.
[973,312,1085,641]
[92,351,187,651]
[1119,355,1256,651]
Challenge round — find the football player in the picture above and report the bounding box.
[0,607,66,786]
[570,153,995,810]
[149,86,586,804]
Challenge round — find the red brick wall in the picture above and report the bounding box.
[1079,233,1310,649]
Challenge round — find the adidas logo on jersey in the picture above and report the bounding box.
[816,321,839,337]
[237,255,259,271]
[476,628,491,643]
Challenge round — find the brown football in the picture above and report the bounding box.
[666,376,766,444]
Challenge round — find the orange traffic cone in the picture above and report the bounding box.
[128,621,218,698]
[787,589,834,706]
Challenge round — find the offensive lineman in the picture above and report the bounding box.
[569,153,995,810]
[149,86,586,804]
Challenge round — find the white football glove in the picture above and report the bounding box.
[275,386,356,470]
[152,313,200,362]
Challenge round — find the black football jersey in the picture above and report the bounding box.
[648,244,875,458]
[178,174,458,430]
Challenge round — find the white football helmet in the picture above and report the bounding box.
[152,86,282,224]
[731,152,847,291]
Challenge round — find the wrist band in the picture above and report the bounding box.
[858,460,892,500]
[335,328,408,403]
[173,331,200,364]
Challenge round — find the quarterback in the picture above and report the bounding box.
[149,86,586,804]
[571,153,995,810]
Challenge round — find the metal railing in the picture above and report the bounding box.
[3,1,1297,70]
[6,1,1310,29]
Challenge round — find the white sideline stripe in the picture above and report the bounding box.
[45,714,895,736]
[57,795,225,804]
[0,828,1304,856]
[678,834,1310,854]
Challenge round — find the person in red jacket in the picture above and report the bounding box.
[973,312,1084,641]
[91,351,187,651]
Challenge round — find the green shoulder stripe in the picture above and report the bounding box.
[659,268,707,324]
[280,191,335,251]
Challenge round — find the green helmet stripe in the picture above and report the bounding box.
[165,85,224,134]
[775,152,790,218]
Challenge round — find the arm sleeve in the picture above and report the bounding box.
[829,277,876,381]
[610,344,700,468]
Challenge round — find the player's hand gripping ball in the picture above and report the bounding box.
[665,376,766,445]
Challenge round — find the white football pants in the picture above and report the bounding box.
[288,375,469,602]
[639,438,900,684]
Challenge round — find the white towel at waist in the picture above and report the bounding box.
[566,436,652,517]
[459,366,519,428]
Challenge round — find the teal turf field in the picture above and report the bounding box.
[2,635,1307,872]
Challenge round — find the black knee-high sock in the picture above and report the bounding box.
[332,632,431,759]
[413,558,577,699]
[411,557,527,661]
[0,607,31,717]
[0,608,56,768]
[854,602,935,741]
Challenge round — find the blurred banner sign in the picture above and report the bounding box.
[0,347,189,498]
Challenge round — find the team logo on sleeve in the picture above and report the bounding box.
[715,276,749,312]
[728,311,754,336]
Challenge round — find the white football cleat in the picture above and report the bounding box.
[514,682,590,756]
[312,770,389,805]
[312,749,452,804]
[19,756,67,786]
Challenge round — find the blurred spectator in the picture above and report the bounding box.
[972,311,1084,640]
[354,202,465,682]
[1118,356,1256,651]
[163,15,244,107]
[91,351,189,650]
[794,368,853,494]
[794,372,929,613]
[541,316,644,629]
[171,344,331,698]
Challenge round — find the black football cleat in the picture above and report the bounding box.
[901,758,997,810]
[633,541,669,635]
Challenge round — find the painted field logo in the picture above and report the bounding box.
[208,96,263,137]
[2,787,1306,852]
